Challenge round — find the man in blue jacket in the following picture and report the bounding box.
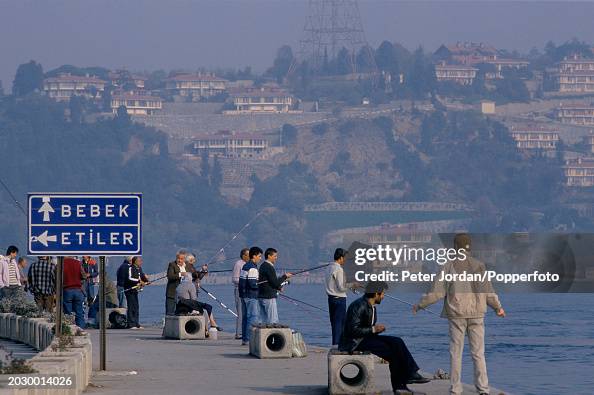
[239,246,262,345]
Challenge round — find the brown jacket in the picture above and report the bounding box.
[418,257,502,319]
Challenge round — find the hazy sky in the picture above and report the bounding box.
[1,1,594,91]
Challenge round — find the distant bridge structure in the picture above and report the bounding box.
[304,201,475,212]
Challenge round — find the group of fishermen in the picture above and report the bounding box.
[129,232,504,395]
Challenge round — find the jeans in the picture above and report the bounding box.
[1,286,22,298]
[328,295,346,345]
[117,286,127,308]
[356,335,419,390]
[125,291,140,328]
[63,288,86,329]
[234,287,242,337]
[259,298,279,324]
[241,298,260,342]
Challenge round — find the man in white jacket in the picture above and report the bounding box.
[0,246,21,298]
[232,248,249,340]
[413,234,505,395]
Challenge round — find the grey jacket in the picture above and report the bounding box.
[418,257,502,319]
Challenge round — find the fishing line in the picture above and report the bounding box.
[204,210,264,266]
[0,176,26,216]
[352,289,439,316]
[279,293,328,314]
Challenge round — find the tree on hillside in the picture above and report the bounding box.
[334,47,353,75]
[211,156,223,190]
[12,61,44,96]
[69,95,86,124]
[356,45,376,73]
[407,47,436,99]
[249,161,321,213]
[375,41,400,76]
[281,124,298,146]
[201,150,210,181]
[268,45,294,83]
[115,105,130,126]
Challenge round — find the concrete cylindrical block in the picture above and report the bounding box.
[328,350,375,395]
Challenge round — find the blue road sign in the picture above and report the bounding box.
[28,193,142,255]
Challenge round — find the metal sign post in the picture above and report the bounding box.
[99,256,106,371]
[55,256,64,337]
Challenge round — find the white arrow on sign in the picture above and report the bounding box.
[31,230,58,247]
[38,196,54,222]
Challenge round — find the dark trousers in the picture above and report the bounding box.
[125,291,139,328]
[165,296,176,316]
[356,335,419,390]
[328,295,346,345]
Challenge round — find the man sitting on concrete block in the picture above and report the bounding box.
[339,281,430,394]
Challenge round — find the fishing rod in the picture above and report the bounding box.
[258,263,330,285]
[203,210,264,266]
[284,263,330,276]
[279,293,328,314]
[198,285,238,317]
[352,289,439,316]
[122,274,168,292]
[198,269,233,274]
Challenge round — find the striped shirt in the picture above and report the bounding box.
[7,261,19,286]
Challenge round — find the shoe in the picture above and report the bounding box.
[394,386,413,395]
[214,326,223,332]
[407,372,430,384]
[235,335,242,340]
[479,393,489,395]
[136,326,144,330]
[241,341,248,346]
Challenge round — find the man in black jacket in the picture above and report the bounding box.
[165,251,187,316]
[257,248,292,324]
[339,282,429,394]
[124,257,148,329]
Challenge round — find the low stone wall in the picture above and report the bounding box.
[0,313,92,395]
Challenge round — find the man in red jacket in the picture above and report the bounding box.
[63,256,88,329]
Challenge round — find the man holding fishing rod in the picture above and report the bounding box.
[325,248,348,346]
[258,248,293,324]
[413,233,505,395]
[124,256,150,329]
[232,248,250,339]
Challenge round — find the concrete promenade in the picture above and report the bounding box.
[87,327,507,395]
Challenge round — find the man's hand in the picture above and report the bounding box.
[496,307,506,317]
[412,304,419,315]
[285,272,293,278]
[201,265,208,272]
[373,324,386,334]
